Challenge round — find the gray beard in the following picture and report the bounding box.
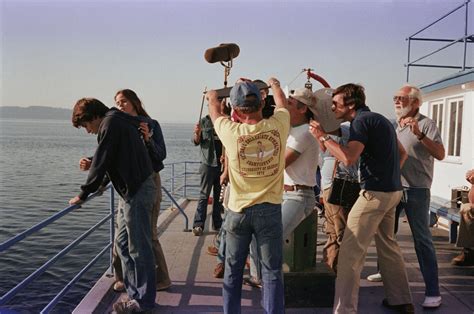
[395,104,412,120]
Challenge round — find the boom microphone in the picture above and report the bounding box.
[204,43,240,63]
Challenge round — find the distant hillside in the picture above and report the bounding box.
[0,106,72,120]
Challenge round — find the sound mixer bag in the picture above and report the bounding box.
[328,177,361,209]
[327,159,361,209]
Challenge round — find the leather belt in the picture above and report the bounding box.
[284,184,313,192]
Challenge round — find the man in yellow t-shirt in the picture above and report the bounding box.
[206,78,289,314]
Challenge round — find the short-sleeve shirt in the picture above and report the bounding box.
[284,123,319,186]
[349,106,402,192]
[395,113,443,188]
[320,123,359,190]
[214,108,290,212]
[194,115,222,167]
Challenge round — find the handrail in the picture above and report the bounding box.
[0,187,108,252]
[1,161,201,312]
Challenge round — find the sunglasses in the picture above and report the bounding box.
[393,95,413,102]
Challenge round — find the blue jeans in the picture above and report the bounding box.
[193,164,223,230]
[216,210,227,263]
[395,187,440,297]
[248,189,315,279]
[116,175,157,310]
[223,203,284,314]
[282,189,315,239]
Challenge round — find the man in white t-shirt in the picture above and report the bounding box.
[281,88,320,238]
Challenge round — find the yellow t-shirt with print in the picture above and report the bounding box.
[214,108,290,212]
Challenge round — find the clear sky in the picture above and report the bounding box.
[1,0,472,123]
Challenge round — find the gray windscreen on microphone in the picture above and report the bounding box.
[204,43,240,63]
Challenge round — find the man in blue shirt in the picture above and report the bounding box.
[309,83,413,313]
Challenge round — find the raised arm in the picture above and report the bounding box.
[267,77,287,110]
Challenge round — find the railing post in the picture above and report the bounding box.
[171,164,175,194]
[462,1,469,71]
[109,187,115,274]
[184,162,188,198]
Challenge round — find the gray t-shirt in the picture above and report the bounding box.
[395,113,443,188]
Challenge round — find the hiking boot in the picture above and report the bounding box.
[113,299,143,314]
[207,245,218,256]
[214,262,224,278]
[192,226,203,236]
[243,276,262,289]
[113,280,125,292]
[422,296,442,308]
[156,280,172,291]
[382,298,415,314]
[367,272,382,282]
[451,249,474,266]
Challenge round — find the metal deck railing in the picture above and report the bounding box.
[406,0,473,81]
[0,161,200,313]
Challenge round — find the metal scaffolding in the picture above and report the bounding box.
[406,0,473,82]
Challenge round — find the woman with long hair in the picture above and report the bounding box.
[112,88,171,292]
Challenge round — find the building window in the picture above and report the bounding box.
[430,102,444,138]
[447,99,463,157]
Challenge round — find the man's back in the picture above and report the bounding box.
[214,108,290,212]
[349,108,402,192]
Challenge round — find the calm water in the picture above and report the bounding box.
[0,119,197,313]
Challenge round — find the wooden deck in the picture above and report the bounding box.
[75,199,474,313]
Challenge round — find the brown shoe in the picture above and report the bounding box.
[207,245,218,256]
[243,276,262,289]
[113,280,125,292]
[451,249,474,266]
[214,262,224,278]
[382,298,414,314]
[156,280,172,291]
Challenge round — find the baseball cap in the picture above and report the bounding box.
[230,81,262,107]
[289,88,315,107]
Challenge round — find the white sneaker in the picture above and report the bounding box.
[367,272,382,282]
[422,296,442,308]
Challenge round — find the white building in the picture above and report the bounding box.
[419,69,474,201]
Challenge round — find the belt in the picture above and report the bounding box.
[284,184,313,192]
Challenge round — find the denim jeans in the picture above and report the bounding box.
[115,175,157,310]
[248,189,315,279]
[395,187,440,297]
[216,210,227,263]
[223,203,284,314]
[193,164,223,230]
[282,189,316,240]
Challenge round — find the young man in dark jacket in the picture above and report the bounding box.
[69,98,156,313]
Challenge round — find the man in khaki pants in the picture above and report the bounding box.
[309,83,413,313]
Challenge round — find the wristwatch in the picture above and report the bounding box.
[319,134,331,143]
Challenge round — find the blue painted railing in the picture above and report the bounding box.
[0,161,201,313]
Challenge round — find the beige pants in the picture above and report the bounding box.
[457,203,474,248]
[333,190,412,314]
[322,187,349,273]
[113,172,171,286]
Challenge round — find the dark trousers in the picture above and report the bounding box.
[193,164,223,230]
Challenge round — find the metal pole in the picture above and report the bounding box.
[406,38,411,82]
[462,1,469,71]
[109,187,115,274]
[184,162,187,198]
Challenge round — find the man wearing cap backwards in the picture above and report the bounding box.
[309,83,413,313]
[206,78,289,314]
